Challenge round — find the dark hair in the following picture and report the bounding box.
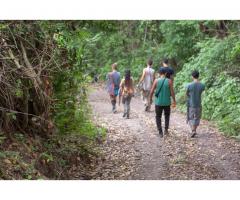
[159,67,166,75]
[147,59,153,66]
[192,70,199,78]
[163,58,169,65]
[125,69,131,87]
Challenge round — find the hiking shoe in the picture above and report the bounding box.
[123,113,126,118]
[126,114,130,119]
[164,129,169,136]
[191,131,197,138]
[145,105,149,112]
[147,106,151,112]
[159,131,163,138]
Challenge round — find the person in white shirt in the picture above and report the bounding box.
[138,59,155,111]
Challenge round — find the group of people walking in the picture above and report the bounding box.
[106,59,205,138]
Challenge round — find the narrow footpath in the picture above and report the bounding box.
[88,85,240,180]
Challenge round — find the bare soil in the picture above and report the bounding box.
[88,84,240,180]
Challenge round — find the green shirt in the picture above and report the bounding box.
[155,78,171,106]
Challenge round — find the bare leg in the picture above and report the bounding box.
[126,96,131,119]
[110,95,117,113]
[142,90,150,111]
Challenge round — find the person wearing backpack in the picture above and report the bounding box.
[119,69,134,119]
[149,67,176,138]
[106,63,121,113]
[138,59,155,112]
[159,58,174,81]
[186,70,205,138]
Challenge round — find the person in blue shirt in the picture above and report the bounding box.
[186,70,205,138]
[106,63,121,113]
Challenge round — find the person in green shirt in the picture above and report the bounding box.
[149,68,176,138]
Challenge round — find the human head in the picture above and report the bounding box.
[125,69,131,80]
[162,58,169,66]
[147,59,153,66]
[159,67,166,76]
[192,70,199,79]
[125,69,131,86]
[112,63,117,70]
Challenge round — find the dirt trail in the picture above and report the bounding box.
[89,85,240,180]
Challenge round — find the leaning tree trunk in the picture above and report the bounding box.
[0,21,59,138]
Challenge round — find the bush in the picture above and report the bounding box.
[174,36,240,136]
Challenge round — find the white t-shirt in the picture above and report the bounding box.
[143,66,155,91]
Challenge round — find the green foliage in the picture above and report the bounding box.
[89,20,203,80]
[0,132,6,145]
[53,24,101,138]
[175,35,240,136]
[159,21,202,65]
[40,152,54,163]
[2,20,239,142]
[14,133,26,142]
[69,20,240,137]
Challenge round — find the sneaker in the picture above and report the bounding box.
[126,114,130,119]
[191,131,197,138]
[159,131,163,138]
[145,106,148,112]
[123,113,126,118]
[147,105,151,112]
[164,129,169,136]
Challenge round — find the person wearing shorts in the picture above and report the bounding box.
[106,63,121,113]
[186,70,205,138]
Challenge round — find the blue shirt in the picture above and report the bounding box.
[186,82,205,108]
[106,71,121,94]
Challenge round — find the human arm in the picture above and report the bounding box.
[153,71,156,82]
[139,68,146,83]
[169,68,174,82]
[149,79,158,105]
[120,78,124,90]
[169,79,176,107]
[118,79,124,105]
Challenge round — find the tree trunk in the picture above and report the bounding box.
[22,79,29,129]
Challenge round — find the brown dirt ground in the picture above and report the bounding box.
[88,84,240,180]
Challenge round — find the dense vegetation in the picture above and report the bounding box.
[0,21,106,179]
[0,20,240,179]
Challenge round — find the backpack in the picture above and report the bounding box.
[122,78,134,97]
